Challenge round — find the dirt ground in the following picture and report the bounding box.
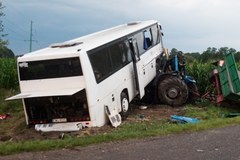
[0,103,185,143]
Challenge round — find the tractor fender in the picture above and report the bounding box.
[153,72,178,87]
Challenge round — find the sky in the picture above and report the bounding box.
[2,0,240,55]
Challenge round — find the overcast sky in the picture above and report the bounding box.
[3,0,240,55]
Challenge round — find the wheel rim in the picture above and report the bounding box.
[167,87,179,99]
[122,98,129,112]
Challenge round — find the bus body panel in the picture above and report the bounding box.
[7,20,164,129]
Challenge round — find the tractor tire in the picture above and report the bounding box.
[158,76,188,106]
[187,83,200,103]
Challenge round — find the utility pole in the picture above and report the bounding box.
[29,20,33,52]
[25,21,37,52]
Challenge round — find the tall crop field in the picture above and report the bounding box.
[186,62,214,95]
[187,61,240,95]
[0,58,18,89]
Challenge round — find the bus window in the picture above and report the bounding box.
[143,28,152,50]
[151,24,160,45]
[109,41,126,71]
[134,32,145,55]
[88,47,112,83]
[109,40,132,72]
[89,39,133,83]
[19,57,82,80]
[124,40,132,62]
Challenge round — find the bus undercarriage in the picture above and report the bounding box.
[24,90,90,125]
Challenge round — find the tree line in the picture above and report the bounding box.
[170,47,240,63]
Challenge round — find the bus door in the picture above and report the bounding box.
[129,38,145,99]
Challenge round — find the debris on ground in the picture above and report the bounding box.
[0,114,11,120]
[139,106,148,110]
[225,113,240,118]
[105,105,121,128]
[171,115,200,123]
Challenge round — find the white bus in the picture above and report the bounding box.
[7,20,165,130]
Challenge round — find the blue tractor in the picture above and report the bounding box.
[154,51,199,106]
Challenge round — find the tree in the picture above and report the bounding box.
[200,47,217,62]
[218,47,229,58]
[235,52,240,63]
[170,48,178,55]
[0,2,14,57]
[0,45,14,58]
[184,52,201,63]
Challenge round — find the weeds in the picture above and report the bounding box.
[0,58,18,89]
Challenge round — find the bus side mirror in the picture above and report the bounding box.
[159,25,162,30]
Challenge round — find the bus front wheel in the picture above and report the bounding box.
[120,92,129,120]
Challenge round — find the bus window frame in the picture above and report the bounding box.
[88,38,133,84]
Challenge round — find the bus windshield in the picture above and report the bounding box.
[19,57,82,80]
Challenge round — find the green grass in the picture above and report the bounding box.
[0,117,240,155]
[0,89,22,113]
[0,102,240,155]
[184,102,236,120]
[0,58,18,89]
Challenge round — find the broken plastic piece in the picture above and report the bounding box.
[139,106,147,110]
[225,113,240,118]
[171,115,200,123]
[0,114,11,120]
[105,105,121,128]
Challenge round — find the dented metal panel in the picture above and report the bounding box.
[6,87,84,100]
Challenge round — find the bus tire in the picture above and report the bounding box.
[120,92,129,120]
[158,76,188,106]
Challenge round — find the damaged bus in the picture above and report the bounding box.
[7,20,164,131]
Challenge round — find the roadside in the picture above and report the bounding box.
[0,103,185,142]
[2,125,240,160]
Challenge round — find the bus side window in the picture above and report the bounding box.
[134,32,145,55]
[109,41,126,71]
[109,40,132,72]
[151,24,160,45]
[143,28,152,50]
[88,47,111,83]
[124,40,132,62]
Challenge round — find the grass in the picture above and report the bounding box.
[0,89,22,113]
[0,89,24,143]
[0,58,18,89]
[1,117,240,155]
[0,101,240,155]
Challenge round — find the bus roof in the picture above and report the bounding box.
[18,20,159,61]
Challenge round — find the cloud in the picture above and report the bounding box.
[4,0,240,54]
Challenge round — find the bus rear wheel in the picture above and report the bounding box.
[120,92,129,120]
[158,76,188,106]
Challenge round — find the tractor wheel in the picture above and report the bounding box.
[158,76,188,106]
[187,83,200,103]
[120,92,129,120]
